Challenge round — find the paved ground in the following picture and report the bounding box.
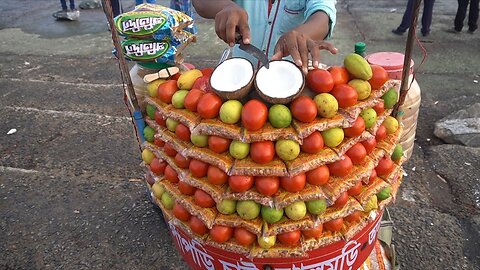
[1,0,479,269]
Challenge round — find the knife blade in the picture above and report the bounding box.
[238,42,270,69]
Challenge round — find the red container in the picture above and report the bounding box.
[366,52,414,80]
[167,211,383,269]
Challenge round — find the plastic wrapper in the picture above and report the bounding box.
[192,119,243,141]
[368,108,393,135]
[154,131,191,157]
[186,147,234,174]
[145,97,170,117]
[214,214,263,236]
[250,243,306,258]
[121,38,179,65]
[162,104,202,130]
[205,238,251,256]
[180,196,218,229]
[262,214,315,237]
[339,82,393,119]
[292,114,346,139]
[242,123,300,143]
[302,230,343,252]
[323,162,373,204]
[182,174,226,203]
[223,189,275,208]
[145,118,167,134]
[283,148,339,176]
[330,131,373,157]
[274,185,326,209]
[376,125,403,156]
[355,177,390,209]
[315,197,363,224]
[341,212,371,240]
[230,157,288,177]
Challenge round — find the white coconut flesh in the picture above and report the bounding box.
[210,58,254,92]
[256,61,304,98]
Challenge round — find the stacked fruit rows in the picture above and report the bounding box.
[140,59,405,257]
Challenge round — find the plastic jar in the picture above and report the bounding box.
[366,52,421,160]
[129,62,171,111]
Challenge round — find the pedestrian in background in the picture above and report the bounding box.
[135,0,156,5]
[392,0,436,36]
[451,0,479,33]
[53,0,80,20]
[170,0,196,33]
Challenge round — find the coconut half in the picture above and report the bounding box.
[210,58,254,100]
[255,60,305,104]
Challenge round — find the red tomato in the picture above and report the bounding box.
[189,216,209,235]
[150,158,167,175]
[154,111,166,127]
[153,137,165,147]
[241,99,268,131]
[197,92,222,119]
[255,176,280,196]
[229,175,254,192]
[178,181,196,195]
[333,191,349,208]
[324,218,344,232]
[346,143,367,165]
[369,169,377,183]
[290,96,317,123]
[344,117,365,138]
[280,174,306,193]
[173,203,191,222]
[210,225,233,243]
[189,159,209,178]
[306,165,330,186]
[362,137,377,155]
[157,80,178,104]
[375,125,387,142]
[328,66,350,86]
[175,123,191,142]
[207,166,228,185]
[250,141,275,164]
[330,84,358,108]
[192,76,212,92]
[301,131,324,154]
[277,230,301,246]
[376,156,394,176]
[164,165,179,183]
[373,101,385,115]
[208,135,231,154]
[328,156,353,177]
[174,153,191,169]
[302,224,323,239]
[306,69,334,93]
[234,227,256,246]
[194,189,215,208]
[184,88,204,112]
[368,65,389,89]
[201,67,214,77]
[345,211,362,223]
[163,143,177,157]
[347,180,363,196]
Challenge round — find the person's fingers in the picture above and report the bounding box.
[271,38,285,60]
[215,15,227,44]
[308,40,321,68]
[271,49,284,60]
[238,21,251,44]
[297,35,308,74]
[285,35,302,66]
[317,40,338,54]
[225,17,238,47]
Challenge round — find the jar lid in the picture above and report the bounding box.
[366,52,414,71]
[137,61,173,70]
[354,42,366,54]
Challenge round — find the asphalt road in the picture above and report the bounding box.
[1,0,479,269]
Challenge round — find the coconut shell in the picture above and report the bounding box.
[210,57,255,100]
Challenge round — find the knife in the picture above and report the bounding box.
[236,34,269,69]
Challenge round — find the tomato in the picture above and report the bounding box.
[328,66,350,86]
[173,203,191,222]
[250,141,275,164]
[302,224,323,239]
[157,80,178,104]
[328,156,353,177]
[280,173,306,193]
[324,218,344,232]
[362,137,377,155]
[368,65,389,89]
[192,76,212,92]
[194,189,215,208]
[163,143,177,157]
[330,84,358,108]
[347,180,363,196]
[375,125,387,142]
[150,158,167,175]
[154,111,166,127]
[241,99,268,131]
[153,137,165,147]
[197,92,222,119]
[369,169,377,183]
[346,143,367,165]
[184,88,204,112]
[207,166,228,185]
[208,135,231,154]
[229,175,254,192]
[373,101,385,115]
[306,165,330,186]
[189,159,209,178]
[174,153,191,169]
[333,191,349,208]
[301,131,324,154]
[234,227,256,246]
[164,165,179,183]
[178,181,197,195]
[189,216,209,235]
[344,211,362,223]
[277,230,301,246]
[175,123,191,142]
[306,69,334,93]
[201,67,214,77]
[290,96,317,123]
[210,225,233,243]
[344,117,365,138]
[171,73,181,81]
[376,156,394,176]
[255,176,280,196]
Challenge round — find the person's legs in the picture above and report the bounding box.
[135,0,143,5]
[146,0,156,3]
[60,0,68,10]
[421,0,435,35]
[396,0,415,32]
[111,0,122,17]
[69,0,75,10]
[468,0,479,32]
[454,0,469,31]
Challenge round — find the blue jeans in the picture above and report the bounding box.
[135,0,156,4]
[60,0,75,10]
[396,0,435,34]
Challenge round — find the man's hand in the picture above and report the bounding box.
[271,30,337,74]
[214,4,251,47]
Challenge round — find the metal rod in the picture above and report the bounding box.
[393,0,422,117]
